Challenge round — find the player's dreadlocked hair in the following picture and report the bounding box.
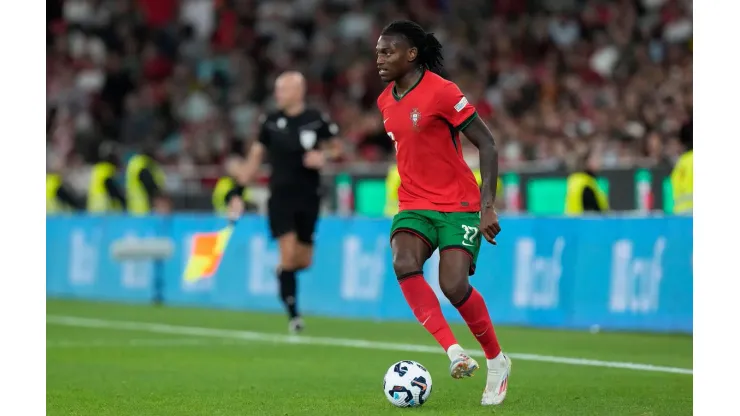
[381,20,446,77]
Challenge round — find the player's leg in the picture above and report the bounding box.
[276,232,303,332]
[437,212,510,404]
[268,196,302,331]
[293,199,320,271]
[391,211,460,356]
[289,241,311,333]
[286,200,321,332]
[293,242,313,271]
[435,249,481,379]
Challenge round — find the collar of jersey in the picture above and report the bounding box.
[392,69,426,101]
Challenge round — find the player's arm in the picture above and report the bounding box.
[228,141,264,220]
[463,116,502,242]
[436,82,501,243]
[461,117,499,209]
[236,115,269,186]
[229,116,268,220]
[318,113,342,160]
[237,141,265,185]
[305,113,341,169]
[224,184,257,212]
[435,83,499,207]
[224,185,245,206]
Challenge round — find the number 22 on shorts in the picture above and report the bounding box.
[461,225,478,247]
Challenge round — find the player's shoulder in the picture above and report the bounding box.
[377,83,395,108]
[258,110,281,124]
[423,72,460,94]
[303,108,338,130]
[423,71,452,86]
[302,107,325,120]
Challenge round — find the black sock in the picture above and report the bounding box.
[278,268,298,319]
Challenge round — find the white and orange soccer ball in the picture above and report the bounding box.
[382,360,433,408]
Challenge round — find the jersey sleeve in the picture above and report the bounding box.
[317,112,339,142]
[436,82,478,131]
[257,114,270,146]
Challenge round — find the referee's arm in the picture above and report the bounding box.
[224,184,257,212]
[317,114,342,160]
[236,116,269,186]
[238,142,265,186]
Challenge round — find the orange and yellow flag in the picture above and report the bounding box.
[182,226,234,283]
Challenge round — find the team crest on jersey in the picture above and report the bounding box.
[299,130,317,150]
[410,108,421,130]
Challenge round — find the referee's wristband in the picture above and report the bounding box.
[225,187,244,204]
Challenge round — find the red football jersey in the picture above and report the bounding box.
[377,71,480,212]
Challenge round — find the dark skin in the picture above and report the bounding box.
[377,34,501,304]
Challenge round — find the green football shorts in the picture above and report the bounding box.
[390,209,482,275]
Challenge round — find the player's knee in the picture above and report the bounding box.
[278,255,298,271]
[439,276,469,304]
[279,257,297,271]
[293,254,312,271]
[278,248,297,270]
[299,258,312,271]
[291,243,313,271]
[392,252,423,278]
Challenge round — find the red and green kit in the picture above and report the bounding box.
[377,70,483,274]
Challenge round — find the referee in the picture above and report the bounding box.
[232,71,340,333]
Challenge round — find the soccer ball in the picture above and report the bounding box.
[383,360,433,407]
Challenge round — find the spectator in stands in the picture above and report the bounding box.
[87,142,127,213]
[565,151,610,215]
[47,155,85,214]
[212,153,256,214]
[125,144,168,215]
[671,119,693,214]
[46,0,692,205]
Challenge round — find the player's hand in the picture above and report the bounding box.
[480,207,501,245]
[227,195,244,222]
[303,150,326,169]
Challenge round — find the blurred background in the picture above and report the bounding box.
[45,4,693,409]
[46,0,693,216]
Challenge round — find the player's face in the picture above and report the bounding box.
[274,76,304,109]
[274,79,294,109]
[376,35,413,83]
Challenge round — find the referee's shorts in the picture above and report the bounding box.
[267,191,320,244]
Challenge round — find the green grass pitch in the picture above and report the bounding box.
[46,299,692,416]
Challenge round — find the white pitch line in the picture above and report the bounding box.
[46,315,692,375]
[46,338,248,348]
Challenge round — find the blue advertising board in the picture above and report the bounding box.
[46,214,693,333]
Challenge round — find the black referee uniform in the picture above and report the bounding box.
[257,109,338,243]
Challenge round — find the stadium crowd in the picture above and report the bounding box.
[47,0,692,178]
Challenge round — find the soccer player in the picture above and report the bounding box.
[375,21,511,406]
[233,71,340,333]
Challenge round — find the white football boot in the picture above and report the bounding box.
[288,317,305,334]
[481,353,512,406]
[446,344,480,379]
